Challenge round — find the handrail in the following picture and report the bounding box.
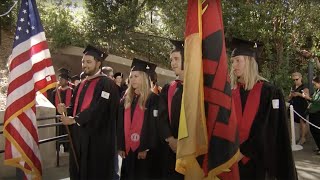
[0,116,62,134]
[39,134,68,144]
[0,134,68,153]
[0,115,61,126]
[38,122,63,129]
[0,115,66,154]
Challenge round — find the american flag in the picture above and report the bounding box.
[3,0,56,179]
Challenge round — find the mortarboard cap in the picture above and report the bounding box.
[114,72,123,78]
[131,58,157,75]
[58,67,70,75]
[170,40,184,52]
[83,45,108,61]
[231,38,263,59]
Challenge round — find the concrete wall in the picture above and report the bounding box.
[0,94,57,179]
[52,46,176,86]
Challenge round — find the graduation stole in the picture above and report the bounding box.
[55,87,72,108]
[73,77,100,117]
[232,82,263,164]
[124,104,145,154]
[167,80,181,123]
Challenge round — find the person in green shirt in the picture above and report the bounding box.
[303,75,320,155]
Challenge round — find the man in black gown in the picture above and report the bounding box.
[158,40,185,179]
[57,45,120,180]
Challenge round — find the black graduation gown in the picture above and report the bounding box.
[67,76,120,180]
[290,84,308,123]
[236,82,297,180]
[117,92,162,180]
[157,82,184,179]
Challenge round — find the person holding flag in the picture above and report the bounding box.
[57,45,120,179]
[230,38,297,179]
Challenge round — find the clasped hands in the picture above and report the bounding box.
[118,150,148,159]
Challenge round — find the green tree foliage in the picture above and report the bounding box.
[37,0,86,50]
[0,0,17,32]
[83,0,187,68]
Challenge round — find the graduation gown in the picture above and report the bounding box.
[158,80,184,179]
[67,75,120,180]
[51,87,73,110]
[51,87,73,151]
[232,81,297,180]
[117,92,162,180]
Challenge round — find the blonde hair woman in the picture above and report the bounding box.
[230,38,297,180]
[117,58,162,179]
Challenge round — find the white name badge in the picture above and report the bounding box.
[153,110,158,117]
[101,91,110,99]
[272,99,279,109]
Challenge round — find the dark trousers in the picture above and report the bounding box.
[309,113,320,149]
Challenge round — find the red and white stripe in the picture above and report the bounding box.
[4,31,56,179]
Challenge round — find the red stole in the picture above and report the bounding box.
[167,81,180,123]
[232,82,263,164]
[124,103,145,154]
[55,87,72,108]
[73,77,100,116]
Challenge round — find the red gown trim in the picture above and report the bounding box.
[232,82,263,164]
[167,81,179,123]
[55,87,72,108]
[124,103,145,154]
[73,78,100,116]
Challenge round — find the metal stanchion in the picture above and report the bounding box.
[290,105,303,151]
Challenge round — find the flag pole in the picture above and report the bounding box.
[56,86,80,172]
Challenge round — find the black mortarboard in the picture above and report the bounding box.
[83,45,108,61]
[170,40,184,52]
[71,75,80,82]
[57,67,70,80]
[114,72,123,78]
[170,39,184,70]
[58,67,70,75]
[131,58,157,75]
[231,38,263,59]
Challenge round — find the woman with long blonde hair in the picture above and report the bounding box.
[230,38,297,179]
[117,58,162,179]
